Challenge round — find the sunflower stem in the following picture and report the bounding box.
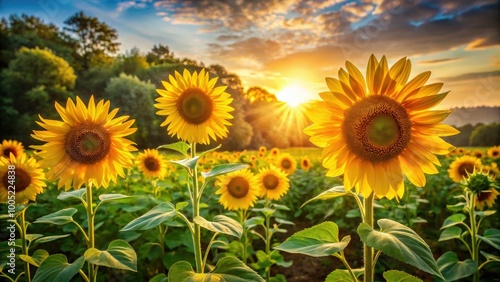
[19,207,31,282]
[468,191,480,282]
[85,184,96,282]
[364,193,374,282]
[190,142,204,273]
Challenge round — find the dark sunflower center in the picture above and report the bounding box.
[477,190,491,202]
[263,174,279,190]
[176,88,213,125]
[227,176,250,198]
[474,152,482,158]
[2,169,31,192]
[144,157,160,172]
[492,151,498,157]
[342,95,412,162]
[302,160,309,167]
[3,148,15,157]
[458,163,475,178]
[281,159,292,169]
[65,123,111,164]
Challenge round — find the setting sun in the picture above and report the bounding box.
[276,84,312,108]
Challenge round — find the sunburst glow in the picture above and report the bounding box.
[276,84,312,108]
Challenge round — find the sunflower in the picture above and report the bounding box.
[155,69,234,145]
[0,139,25,158]
[270,148,280,157]
[487,146,500,158]
[304,55,457,199]
[300,157,312,171]
[31,96,137,190]
[471,150,484,159]
[476,188,499,210]
[0,153,46,204]
[257,165,290,200]
[448,155,482,183]
[259,146,267,154]
[136,149,168,179]
[276,153,297,175]
[215,169,259,211]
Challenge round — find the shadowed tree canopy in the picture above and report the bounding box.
[244,86,278,103]
[64,11,119,70]
[146,44,177,65]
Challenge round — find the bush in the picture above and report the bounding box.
[469,123,500,146]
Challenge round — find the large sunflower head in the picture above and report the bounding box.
[0,153,46,204]
[136,149,168,179]
[155,69,234,145]
[448,155,482,183]
[31,96,137,190]
[257,165,290,200]
[487,146,500,158]
[215,169,259,211]
[304,55,458,199]
[276,153,297,175]
[0,139,25,158]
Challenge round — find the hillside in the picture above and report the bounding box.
[444,106,500,127]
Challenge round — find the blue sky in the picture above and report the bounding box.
[1,0,499,108]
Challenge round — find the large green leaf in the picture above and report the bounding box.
[158,141,190,157]
[149,273,168,282]
[201,163,248,182]
[19,249,49,267]
[57,188,86,201]
[301,186,348,208]
[32,254,85,282]
[438,227,462,242]
[358,219,443,278]
[325,269,363,282]
[478,228,500,250]
[168,257,264,281]
[194,215,243,238]
[383,270,423,282]
[121,202,177,231]
[84,239,137,271]
[34,208,78,225]
[440,214,466,229]
[275,222,350,257]
[437,251,477,281]
[171,156,200,171]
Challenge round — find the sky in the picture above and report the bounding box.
[1,0,499,109]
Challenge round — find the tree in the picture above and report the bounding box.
[64,11,119,70]
[113,47,148,76]
[1,47,76,144]
[146,44,176,65]
[469,123,500,146]
[244,87,277,103]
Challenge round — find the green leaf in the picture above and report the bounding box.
[476,210,496,218]
[176,201,189,211]
[201,163,248,182]
[121,202,177,231]
[194,215,243,238]
[25,234,44,242]
[32,254,85,282]
[272,204,290,211]
[57,188,86,201]
[168,257,264,281]
[440,214,466,229]
[198,144,222,158]
[149,273,168,282]
[325,269,363,282]
[301,186,348,208]
[270,250,292,267]
[98,194,132,203]
[481,251,500,262]
[158,141,190,157]
[34,208,78,225]
[478,228,500,250]
[275,222,350,257]
[438,227,462,242]
[170,156,200,171]
[275,218,295,226]
[383,270,423,282]
[245,216,264,228]
[34,234,71,244]
[84,239,137,271]
[358,219,443,278]
[19,249,49,267]
[446,202,466,212]
[437,251,477,281]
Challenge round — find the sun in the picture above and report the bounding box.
[276,84,312,107]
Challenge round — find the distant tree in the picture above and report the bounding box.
[146,44,176,65]
[470,123,500,146]
[444,124,475,147]
[112,47,148,76]
[1,47,75,144]
[64,11,119,70]
[244,86,277,103]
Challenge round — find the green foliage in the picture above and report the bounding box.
[436,252,477,281]
[84,239,137,271]
[32,255,85,282]
[470,123,500,146]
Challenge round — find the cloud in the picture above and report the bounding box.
[117,1,147,12]
[418,57,462,65]
[439,70,500,82]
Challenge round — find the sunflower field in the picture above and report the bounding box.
[1,56,500,282]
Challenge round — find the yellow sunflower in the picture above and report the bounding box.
[476,188,499,210]
[259,146,267,154]
[215,169,259,211]
[0,139,25,158]
[448,155,482,183]
[0,153,46,204]
[257,165,290,200]
[31,96,137,190]
[270,148,280,157]
[155,69,234,145]
[136,149,168,179]
[471,150,484,159]
[300,157,312,171]
[276,153,297,175]
[487,146,500,158]
[304,55,457,199]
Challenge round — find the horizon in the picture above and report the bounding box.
[1,0,499,109]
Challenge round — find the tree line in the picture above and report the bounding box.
[0,12,312,150]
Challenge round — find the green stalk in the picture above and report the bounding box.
[191,143,203,273]
[364,193,374,282]
[239,210,248,264]
[19,208,31,282]
[265,212,271,282]
[86,184,96,282]
[469,192,479,282]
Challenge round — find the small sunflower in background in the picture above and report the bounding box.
[0,139,25,158]
[257,165,290,200]
[155,69,234,145]
[300,156,312,171]
[462,168,499,210]
[136,149,169,179]
[276,153,297,175]
[31,96,137,190]
[259,146,267,154]
[0,153,46,204]
[471,150,484,159]
[215,169,259,211]
[487,146,500,158]
[448,155,482,183]
[269,148,280,157]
